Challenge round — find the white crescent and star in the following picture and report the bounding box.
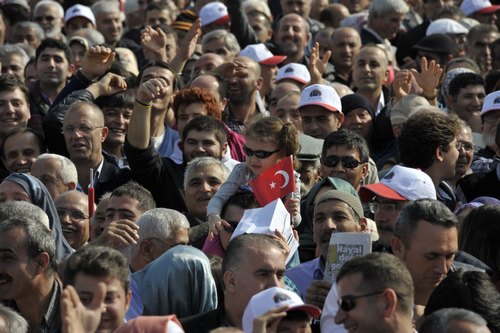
[274,170,290,188]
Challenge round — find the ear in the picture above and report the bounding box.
[68,64,76,77]
[139,240,154,262]
[125,290,132,310]
[336,112,345,128]
[361,162,369,179]
[359,217,368,232]
[101,127,109,142]
[220,97,228,111]
[221,141,228,156]
[35,252,50,274]
[267,28,273,41]
[391,236,405,260]
[67,181,77,191]
[255,76,264,91]
[381,288,398,318]
[179,140,184,152]
[384,69,389,85]
[435,145,444,162]
[223,270,237,294]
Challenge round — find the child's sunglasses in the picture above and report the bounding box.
[243,145,281,159]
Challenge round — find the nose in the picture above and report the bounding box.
[334,308,347,325]
[267,274,281,288]
[434,257,448,275]
[201,181,211,192]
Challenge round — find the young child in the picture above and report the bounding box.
[207,117,301,233]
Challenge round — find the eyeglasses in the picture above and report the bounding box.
[368,202,403,214]
[34,15,57,22]
[455,141,474,153]
[56,208,89,221]
[321,155,363,169]
[62,125,104,135]
[223,220,239,233]
[337,291,384,312]
[243,145,281,159]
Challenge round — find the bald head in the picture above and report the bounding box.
[321,4,350,28]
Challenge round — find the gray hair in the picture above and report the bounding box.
[34,153,78,186]
[201,29,241,55]
[0,201,50,230]
[369,0,409,17]
[0,304,28,333]
[34,0,64,18]
[242,0,272,19]
[420,308,488,333]
[13,22,45,41]
[0,44,30,66]
[91,0,120,15]
[72,28,106,46]
[130,208,190,258]
[0,217,57,271]
[183,157,230,189]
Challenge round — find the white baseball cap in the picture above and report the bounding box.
[298,84,342,113]
[199,2,230,27]
[242,287,321,333]
[276,63,311,85]
[460,0,500,16]
[239,43,286,65]
[359,165,437,202]
[426,18,469,36]
[481,90,500,116]
[65,4,96,26]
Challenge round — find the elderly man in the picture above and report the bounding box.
[0,45,30,82]
[287,187,368,306]
[201,29,240,61]
[30,153,77,201]
[55,190,90,250]
[181,233,287,331]
[361,0,408,46]
[91,0,122,48]
[0,217,61,332]
[129,208,190,272]
[33,0,65,40]
[466,24,499,76]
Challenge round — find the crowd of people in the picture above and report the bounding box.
[0,0,499,332]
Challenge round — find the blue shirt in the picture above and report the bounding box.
[285,258,324,300]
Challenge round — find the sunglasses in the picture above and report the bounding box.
[321,155,363,169]
[223,221,240,233]
[337,291,383,312]
[243,145,281,159]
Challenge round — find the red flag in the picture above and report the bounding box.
[249,156,296,206]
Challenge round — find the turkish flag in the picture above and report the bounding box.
[249,156,296,206]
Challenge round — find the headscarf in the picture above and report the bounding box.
[133,245,218,319]
[114,315,185,333]
[341,94,376,120]
[3,173,73,261]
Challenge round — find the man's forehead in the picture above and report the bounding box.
[315,199,353,215]
[141,66,174,81]
[185,130,218,141]
[326,144,361,157]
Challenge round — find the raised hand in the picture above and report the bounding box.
[141,25,168,62]
[61,283,106,333]
[410,56,443,99]
[308,42,331,85]
[392,69,412,105]
[171,18,202,72]
[90,219,139,250]
[305,280,333,308]
[136,77,169,105]
[87,72,127,98]
[80,46,116,80]
[253,306,288,333]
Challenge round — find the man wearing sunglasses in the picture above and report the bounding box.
[286,188,367,308]
[322,252,415,333]
[320,129,370,191]
[359,165,436,250]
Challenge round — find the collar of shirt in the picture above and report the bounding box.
[364,26,390,47]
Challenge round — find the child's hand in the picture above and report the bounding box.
[284,197,300,217]
[208,216,231,240]
[253,306,288,333]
